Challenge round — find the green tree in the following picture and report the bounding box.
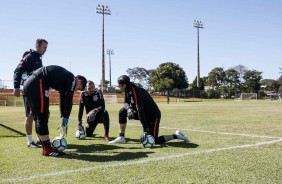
[243,70,262,92]
[149,62,188,93]
[126,67,150,89]
[207,67,225,88]
[225,68,240,90]
[260,79,279,91]
[191,76,205,90]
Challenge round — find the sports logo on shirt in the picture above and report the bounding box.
[93,95,98,101]
[45,90,49,97]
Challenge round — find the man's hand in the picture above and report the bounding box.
[127,108,136,120]
[59,118,69,138]
[14,88,20,97]
[87,109,97,123]
[140,132,149,143]
[59,123,68,138]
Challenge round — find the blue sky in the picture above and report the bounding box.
[0,0,282,88]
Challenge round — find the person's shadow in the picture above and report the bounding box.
[63,143,155,162]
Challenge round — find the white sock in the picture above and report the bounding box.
[27,135,34,144]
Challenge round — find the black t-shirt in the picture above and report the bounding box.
[78,89,105,122]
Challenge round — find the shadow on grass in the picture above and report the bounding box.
[0,123,25,137]
[160,142,199,148]
[64,143,154,162]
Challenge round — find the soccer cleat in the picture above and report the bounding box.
[175,130,190,142]
[36,140,42,145]
[27,142,41,148]
[104,135,111,142]
[43,148,66,157]
[108,136,126,144]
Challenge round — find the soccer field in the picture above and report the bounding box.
[0,101,282,183]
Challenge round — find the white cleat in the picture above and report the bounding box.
[175,130,190,142]
[108,136,126,144]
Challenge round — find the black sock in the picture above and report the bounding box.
[42,139,52,148]
[119,133,125,137]
[173,134,178,139]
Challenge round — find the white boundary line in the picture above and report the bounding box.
[2,138,282,182]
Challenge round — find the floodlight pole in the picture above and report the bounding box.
[193,20,204,88]
[97,4,111,92]
[107,49,114,87]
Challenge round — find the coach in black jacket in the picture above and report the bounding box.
[109,75,189,145]
[13,39,48,148]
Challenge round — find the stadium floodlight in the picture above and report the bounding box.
[96,4,111,92]
[106,49,114,87]
[193,20,204,88]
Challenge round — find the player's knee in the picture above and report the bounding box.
[119,107,127,124]
[155,136,165,145]
[85,124,94,137]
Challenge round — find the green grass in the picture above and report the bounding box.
[0,101,282,183]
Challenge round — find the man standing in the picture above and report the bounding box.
[109,75,189,144]
[78,81,110,142]
[13,39,48,148]
[23,65,87,156]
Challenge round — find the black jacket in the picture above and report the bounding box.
[13,50,43,88]
[124,83,161,132]
[31,65,76,119]
[78,90,105,122]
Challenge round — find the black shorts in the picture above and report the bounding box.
[23,95,32,117]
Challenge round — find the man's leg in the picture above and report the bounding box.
[23,94,40,148]
[85,121,98,137]
[108,107,127,144]
[102,110,110,141]
[150,117,189,145]
[25,79,64,157]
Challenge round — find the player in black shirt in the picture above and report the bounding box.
[23,65,87,156]
[109,75,189,144]
[78,81,110,142]
[13,39,48,148]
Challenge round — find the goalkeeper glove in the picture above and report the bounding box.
[127,108,136,120]
[59,118,69,138]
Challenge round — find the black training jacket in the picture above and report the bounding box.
[78,90,105,122]
[124,83,161,132]
[13,50,43,88]
[32,65,76,119]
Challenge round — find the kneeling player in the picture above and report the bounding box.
[109,75,189,144]
[78,80,110,142]
[24,65,87,156]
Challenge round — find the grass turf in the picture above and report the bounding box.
[0,101,282,183]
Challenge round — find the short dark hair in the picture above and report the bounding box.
[36,38,48,46]
[76,75,87,91]
[117,75,130,85]
[87,80,94,85]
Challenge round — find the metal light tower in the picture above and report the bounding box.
[96,4,111,91]
[106,49,114,87]
[193,20,204,88]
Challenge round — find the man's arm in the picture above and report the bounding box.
[78,92,84,123]
[97,90,105,112]
[60,91,74,119]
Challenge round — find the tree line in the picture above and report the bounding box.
[126,62,281,99]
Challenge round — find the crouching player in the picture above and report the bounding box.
[109,75,189,144]
[78,81,110,142]
[23,65,87,156]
